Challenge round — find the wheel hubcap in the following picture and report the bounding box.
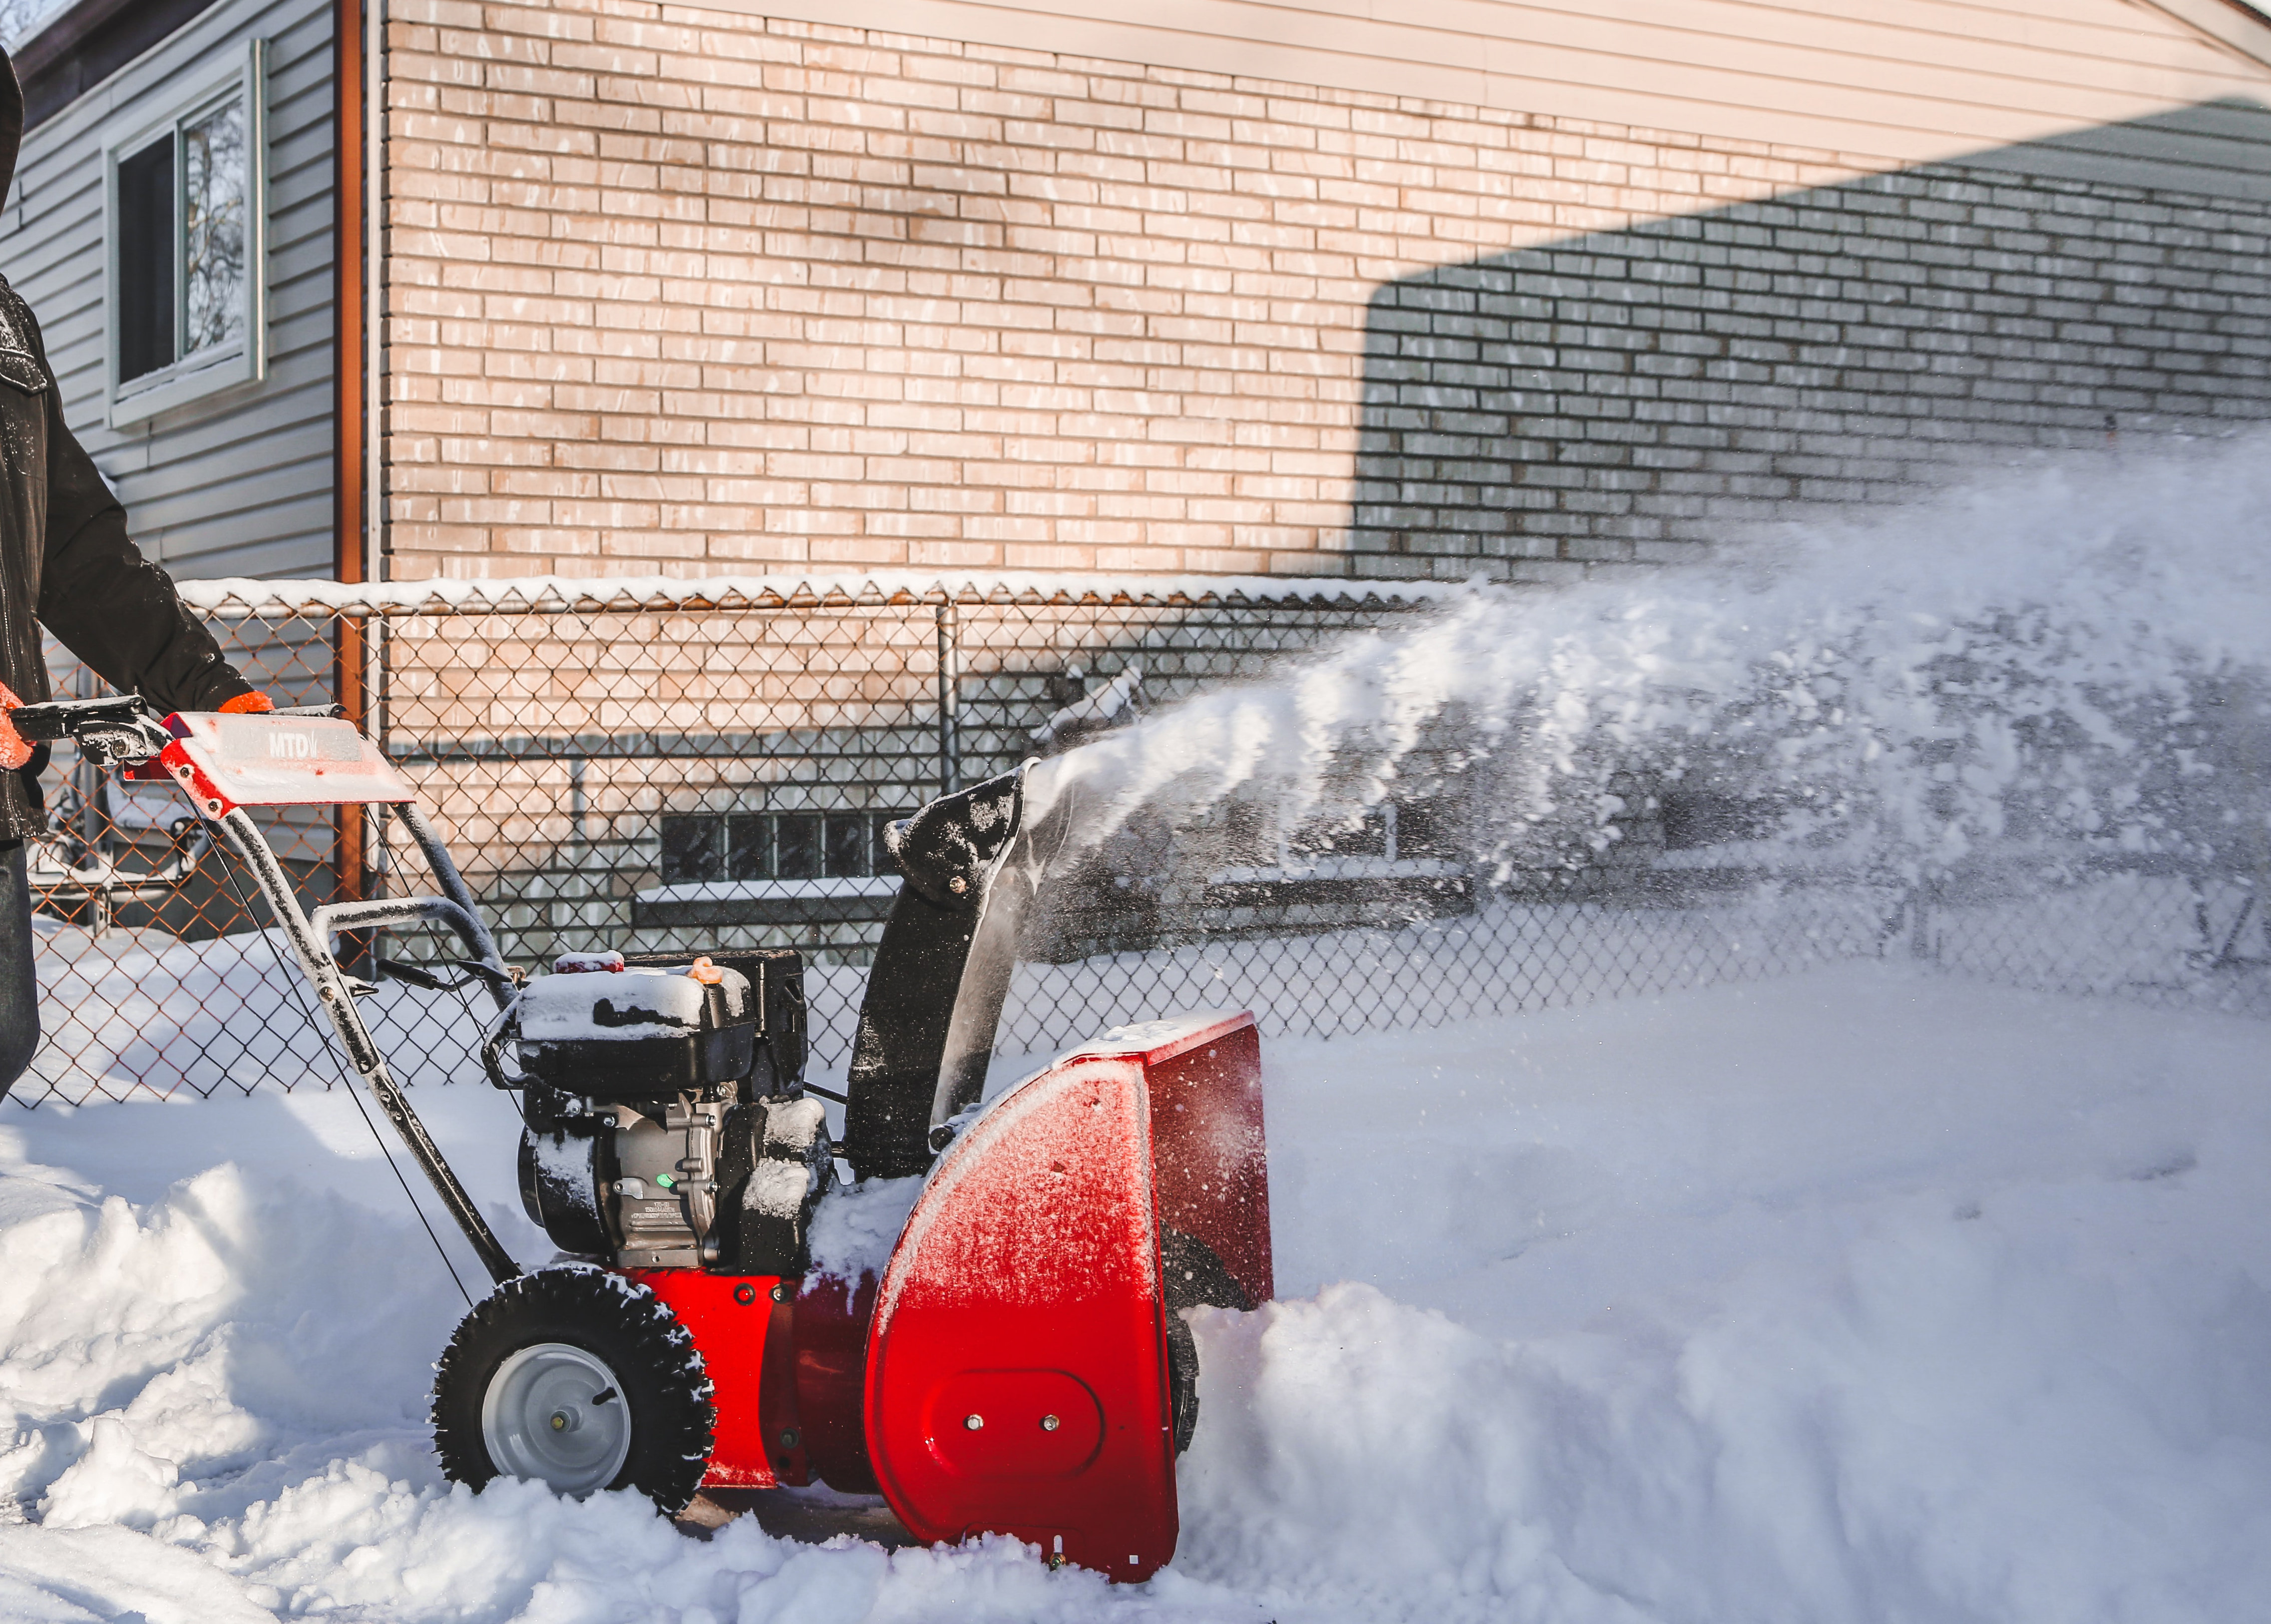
[481,1343,631,1496]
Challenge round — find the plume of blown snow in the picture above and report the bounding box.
[1046,435,2271,880]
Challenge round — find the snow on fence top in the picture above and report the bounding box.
[175,571,1470,618]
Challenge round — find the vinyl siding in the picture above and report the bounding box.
[705,0,2271,191]
[0,0,333,582]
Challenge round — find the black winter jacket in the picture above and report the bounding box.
[0,48,255,839]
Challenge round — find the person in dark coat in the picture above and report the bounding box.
[0,47,270,1100]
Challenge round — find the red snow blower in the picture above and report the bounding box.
[20,695,1271,1581]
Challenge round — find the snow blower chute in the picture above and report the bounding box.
[20,696,1271,1581]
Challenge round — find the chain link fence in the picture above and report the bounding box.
[19,575,2269,1107]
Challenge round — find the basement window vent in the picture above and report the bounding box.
[102,39,267,427]
[658,812,906,886]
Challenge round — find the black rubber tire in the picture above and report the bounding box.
[1160,1229,1252,1456]
[432,1266,714,1512]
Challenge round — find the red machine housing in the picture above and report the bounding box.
[629,1009,1269,1580]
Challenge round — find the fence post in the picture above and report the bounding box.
[936,599,961,798]
[332,608,371,969]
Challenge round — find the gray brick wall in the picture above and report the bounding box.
[1352,164,2271,579]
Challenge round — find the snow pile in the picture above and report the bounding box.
[1178,964,2271,1621]
[0,967,2268,1620]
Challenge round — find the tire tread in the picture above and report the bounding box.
[432,1266,714,1512]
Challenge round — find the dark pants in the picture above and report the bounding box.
[0,841,34,1101]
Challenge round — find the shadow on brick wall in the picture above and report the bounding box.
[1350,98,2271,580]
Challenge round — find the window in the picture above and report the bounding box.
[658,812,906,886]
[103,40,266,426]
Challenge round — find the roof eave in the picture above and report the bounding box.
[2136,0,2271,75]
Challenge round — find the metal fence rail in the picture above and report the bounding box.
[19,575,2269,1107]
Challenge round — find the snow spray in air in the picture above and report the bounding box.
[1044,433,2271,889]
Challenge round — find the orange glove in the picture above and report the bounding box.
[0,682,25,771]
[217,692,275,715]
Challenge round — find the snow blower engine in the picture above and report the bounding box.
[18,695,1271,1582]
[497,948,828,1277]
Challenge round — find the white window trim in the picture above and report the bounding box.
[101,38,268,429]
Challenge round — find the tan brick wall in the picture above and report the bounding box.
[379,1,1880,582]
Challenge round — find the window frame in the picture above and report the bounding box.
[101,38,269,428]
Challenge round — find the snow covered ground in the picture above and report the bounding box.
[0,962,2266,1622]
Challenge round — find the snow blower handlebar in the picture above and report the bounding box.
[16,696,524,1287]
